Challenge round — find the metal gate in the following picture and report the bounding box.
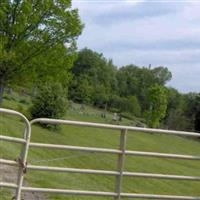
[1,108,200,200]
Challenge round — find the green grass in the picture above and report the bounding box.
[0,189,12,200]
[1,93,200,200]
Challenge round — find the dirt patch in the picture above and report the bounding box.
[0,164,47,200]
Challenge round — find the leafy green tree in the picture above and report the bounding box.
[93,85,109,108]
[119,96,141,117]
[108,95,122,110]
[163,88,188,130]
[144,85,168,128]
[195,110,200,132]
[116,65,172,112]
[116,65,140,97]
[184,93,200,131]
[152,66,172,85]
[69,75,94,104]
[128,96,141,117]
[194,94,200,132]
[69,48,117,107]
[0,0,83,104]
[31,82,67,120]
[16,44,76,90]
[166,109,191,131]
[163,89,200,132]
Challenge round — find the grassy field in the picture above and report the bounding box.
[0,92,200,200]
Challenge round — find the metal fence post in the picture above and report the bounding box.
[15,123,31,200]
[114,129,127,200]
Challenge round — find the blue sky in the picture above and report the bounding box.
[72,0,200,93]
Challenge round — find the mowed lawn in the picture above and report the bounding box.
[1,96,200,200]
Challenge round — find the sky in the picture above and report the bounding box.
[72,0,200,93]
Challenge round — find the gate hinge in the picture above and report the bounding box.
[15,157,27,174]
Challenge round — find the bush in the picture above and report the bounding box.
[19,98,29,105]
[3,94,16,101]
[31,83,67,121]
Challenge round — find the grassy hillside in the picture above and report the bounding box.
[0,92,200,200]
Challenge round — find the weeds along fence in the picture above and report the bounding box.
[0,108,200,200]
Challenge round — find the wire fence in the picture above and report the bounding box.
[1,108,200,200]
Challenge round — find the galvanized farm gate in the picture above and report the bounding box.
[0,108,200,200]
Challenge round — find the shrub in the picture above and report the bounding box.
[19,98,29,105]
[31,83,67,121]
[3,94,16,101]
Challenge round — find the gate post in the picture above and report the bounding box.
[114,129,127,200]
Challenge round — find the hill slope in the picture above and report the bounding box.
[0,95,200,200]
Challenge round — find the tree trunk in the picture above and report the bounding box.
[0,81,5,105]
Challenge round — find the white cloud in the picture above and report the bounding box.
[72,0,200,93]
[72,0,142,17]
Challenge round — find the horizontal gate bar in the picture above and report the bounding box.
[0,158,18,166]
[125,150,200,160]
[121,193,200,200]
[22,187,117,197]
[0,135,26,144]
[20,186,200,199]
[29,142,200,161]
[1,183,200,199]
[1,159,199,181]
[28,165,119,175]
[30,142,121,154]
[123,172,200,181]
[0,108,29,122]
[31,118,200,137]
[0,182,18,189]
[27,164,200,181]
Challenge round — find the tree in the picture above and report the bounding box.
[15,44,76,91]
[116,65,140,97]
[93,84,109,108]
[184,93,200,131]
[0,0,83,104]
[69,48,117,107]
[195,111,200,132]
[119,96,141,117]
[152,66,172,85]
[69,75,94,104]
[194,94,200,132]
[31,82,67,120]
[144,85,168,128]
[164,88,185,130]
[165,109,191,131]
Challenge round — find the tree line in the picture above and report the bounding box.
[68,48,200,131]
[1,1,199,132]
